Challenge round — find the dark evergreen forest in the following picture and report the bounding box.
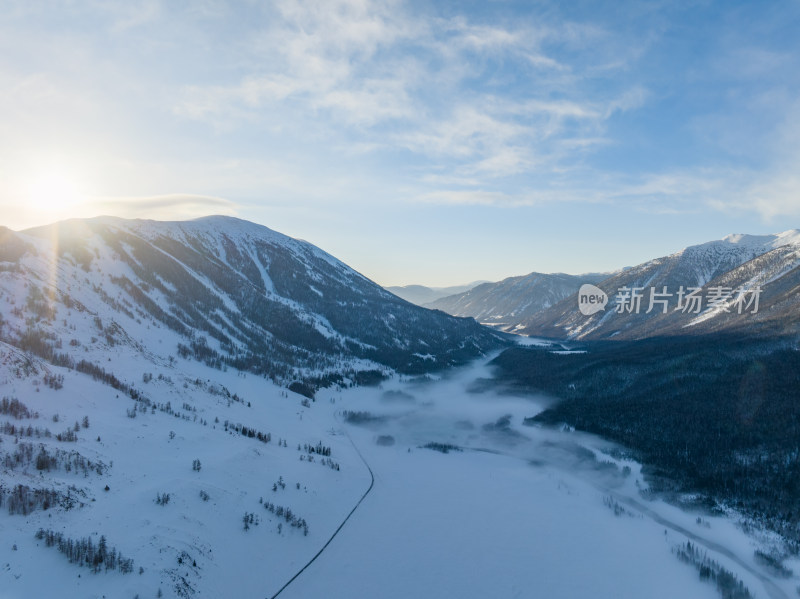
[491,335,800,546]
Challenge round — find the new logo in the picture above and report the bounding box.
[578,284,608,316]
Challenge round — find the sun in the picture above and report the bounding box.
[27,170,86,214]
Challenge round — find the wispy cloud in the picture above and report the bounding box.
[416,189,519,206]
[164,0,800,225]
[416,164,800,225]
[173,0,639,181]
[3,0,800,274]
[84,193,237,221]
[107,0,163,33]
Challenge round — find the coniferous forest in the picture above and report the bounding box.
[491,334,800,546]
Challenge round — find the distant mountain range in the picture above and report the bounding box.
[3,216,796,377]
[424,272,608,332]
[403,230,800,341]
[384,282,487,305]
[522,230,800,340]
[0,216,508,393]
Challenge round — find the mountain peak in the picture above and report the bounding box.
[719,230,800,249]
[666,230,800,264]
[1,215,506,389]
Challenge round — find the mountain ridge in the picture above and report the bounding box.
[521,229,800,340]
[424,271,609,332]
[0,215,509,393]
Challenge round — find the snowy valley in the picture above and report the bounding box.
[0,217,798,599]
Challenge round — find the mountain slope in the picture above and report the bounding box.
[0,309,773,599]
[0,216,507,390]
[0,323,377,599]
[426,272,608,332]
[521,230,800,340]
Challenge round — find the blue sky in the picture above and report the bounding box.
[1,0,799,286]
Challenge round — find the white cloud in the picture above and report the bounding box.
[7,0,799,231]
[415,189,514,206]
[413,164,800,224]
[86,193,236,216]
[172,0,634,182]
[604,86,649,117]
[715,174,800,221]
[108,0,163,33]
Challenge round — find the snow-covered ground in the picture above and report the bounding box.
[294,359,798,599]
[0,344,370,599]
[1,348,797,598]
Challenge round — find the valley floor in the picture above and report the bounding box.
[1,345,797,599]
[287,361,798,599]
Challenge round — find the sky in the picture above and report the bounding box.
[1,0,799,286]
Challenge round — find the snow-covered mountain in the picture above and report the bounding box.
[0,218,795,599]
[2,327,778,599]
[0,216,507,391]
[521,230,800,340]
[0,215,511,597]
[425,272,608,332]
[384,281,488,306]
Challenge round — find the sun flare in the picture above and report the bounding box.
[27,170,86,214]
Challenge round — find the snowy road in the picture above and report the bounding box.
[269,419,376,599]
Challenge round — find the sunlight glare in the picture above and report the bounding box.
[27,170,86,214]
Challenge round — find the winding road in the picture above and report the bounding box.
[267,420,375,599]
